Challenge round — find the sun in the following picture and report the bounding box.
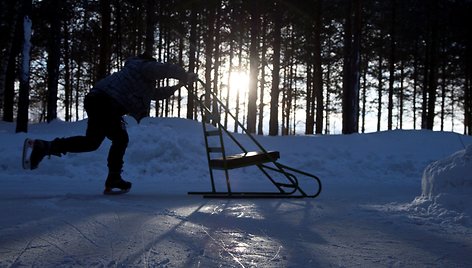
[228,70,250,97]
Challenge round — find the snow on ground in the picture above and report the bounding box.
[0,117,471,267]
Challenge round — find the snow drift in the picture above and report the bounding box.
[409,144,472,224]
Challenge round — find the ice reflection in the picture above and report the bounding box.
[200,203,265,220]
[220,229,285,265]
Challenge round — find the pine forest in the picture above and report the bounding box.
[0,0,471,135]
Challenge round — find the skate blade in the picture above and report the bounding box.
[22,138,34,170]
[103,188,130,195]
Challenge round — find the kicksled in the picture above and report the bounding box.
[186,80,322,199]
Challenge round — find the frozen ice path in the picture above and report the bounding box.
[1,182,470,267]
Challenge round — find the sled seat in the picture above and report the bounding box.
[210,151,280,170]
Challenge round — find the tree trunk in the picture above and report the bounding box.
[176,7,185,118]
[225,38,233,129]
[440,58,446,131]
[145,0,156,54]
[342,0,361,134]
[64,17,71,122]
[212,3,222,122]
[305,63,313,135]
[234,37,243,133]
[16,3,32,133]
[361,61,368,133]
[399,59,404,129]
[96,0,111,82]
[186,2,198,120]
[413,41,419,129]
[377,50,383,131]
[466,20,472,135]
[46,0,62,123]
[3,48,17,122]
[421,41,429,129]
[387,0,396,131]
[247,2,260,134]
[314,0,324,134]
[269,0,281,136]
[258,17,267,135]
[3,10,22,122]
[204,1,216,123]
[0,1,20,121]
[426,0,439,130]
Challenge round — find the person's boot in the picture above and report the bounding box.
[30,139,63,170]
[104,172,132,194]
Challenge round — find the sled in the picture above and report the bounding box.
[186,80,322,199]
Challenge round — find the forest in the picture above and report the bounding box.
[0,0,471,135]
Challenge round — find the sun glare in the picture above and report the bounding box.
[228,71,250,97]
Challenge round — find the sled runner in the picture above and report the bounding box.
[187,80,322,198]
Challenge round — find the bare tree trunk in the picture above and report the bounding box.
[325,36,332,134]
[440,57,446,131]
[225,38,233,129]
[16,2,32,133]
[3,11,22,122]
[314,0,323,134]
[0,1,20,120]
[176,7,185,118]
[413,41,419,129]
[257,18,267,135]
[204,1,216,123]
[361,62,368,133]
[3,47,17,122]
[377,54,383,132]
[145,0,156,54]
[186,2,198,120]
[75,62,82,121]
[234,38,243,133]
[465,23,472,135]
[421,41,429,129]
[96,0,111,82]
[399,59,404,129]
[305,63,313,135]
[212,3,222,122]
[247,2,260,134]
[269,0,281,136]
[387,0,396,131]
[46,0,62,123]
[342,0,361,134]
[426,0,439,130]
[64,18,72,122]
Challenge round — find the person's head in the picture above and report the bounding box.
[138,51,157,61]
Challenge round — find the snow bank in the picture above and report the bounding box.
[422,144,472,199]
[409,145,472,225]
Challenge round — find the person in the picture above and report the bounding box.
[28,52,197,194]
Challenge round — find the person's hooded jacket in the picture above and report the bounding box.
[93,57,189,122]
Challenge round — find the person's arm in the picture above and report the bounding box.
[141,62,189,82]
[150,85,181,101]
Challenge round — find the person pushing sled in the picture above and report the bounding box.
[23,52,197,195]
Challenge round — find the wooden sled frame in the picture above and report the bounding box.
[187,79,322,198]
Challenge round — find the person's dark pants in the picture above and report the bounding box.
[51,91,129,173]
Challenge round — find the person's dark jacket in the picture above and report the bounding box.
[93,57,188,122]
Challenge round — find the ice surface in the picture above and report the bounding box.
[0,118,471,267]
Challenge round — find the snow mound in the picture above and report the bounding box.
[410,145,472,225]
[422,144,472,199]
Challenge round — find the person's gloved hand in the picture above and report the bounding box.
[186,73,198,84]
[160,85,181,99]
